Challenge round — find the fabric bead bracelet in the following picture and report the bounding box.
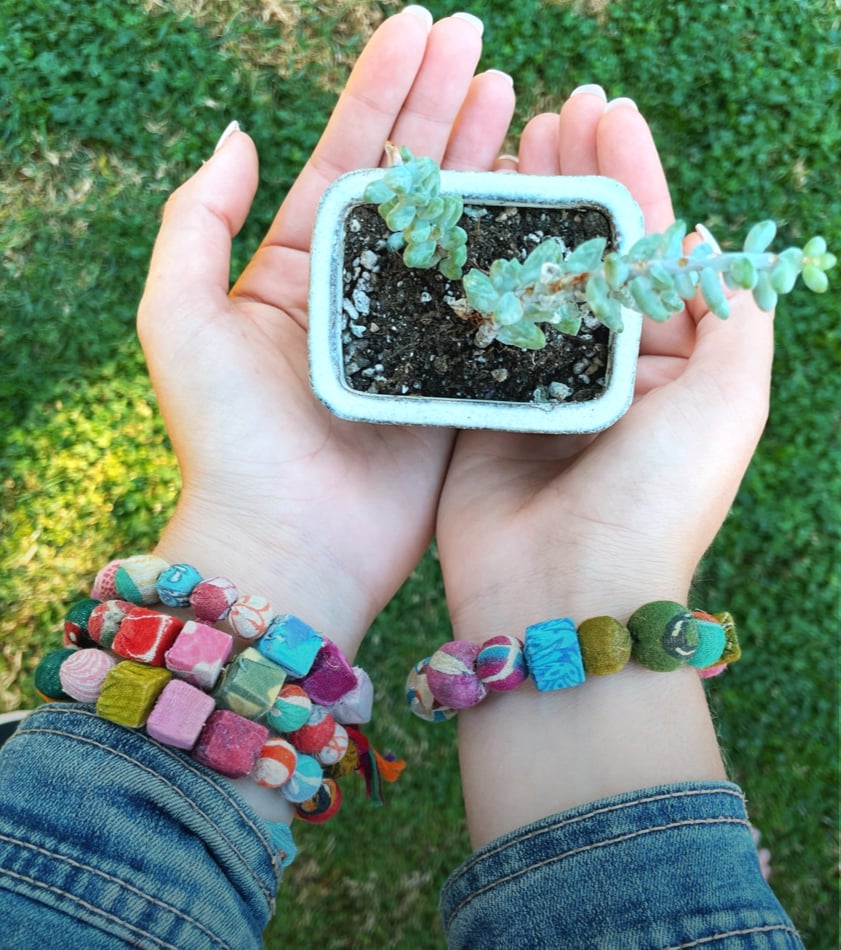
[34,554,405,866]
[406,601,741,722]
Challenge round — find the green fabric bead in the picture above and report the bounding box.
[628,601,699,672]
[213,647,286,720]
[97,661,172,728]
[34,647,76,701]
[578,616,631,676]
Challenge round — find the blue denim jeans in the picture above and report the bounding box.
[0,704,282,949]
[0,706,802,948]
[441,783,803,948]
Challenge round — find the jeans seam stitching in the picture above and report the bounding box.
[20,716,279,909]
[451,786,745,881]
[0,832,230,948]
[445,816,751,928]
[664,923,802,947]
[0,866,189,949]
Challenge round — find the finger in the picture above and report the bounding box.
[441,69,517,171]
[387,12,486,158]
[595,99,695,360]
[596,99,674,234]
[138,129,259,349]
[518,112,561,174]
[258,8,435,256]
[558,84,607,175]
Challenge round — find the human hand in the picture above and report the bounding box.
[137,8,515,657]
[437,89,774,639]
[435,90,772,843]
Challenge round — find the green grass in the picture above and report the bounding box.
[1,0,838,946]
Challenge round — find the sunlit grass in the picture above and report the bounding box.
[2,1,837,946]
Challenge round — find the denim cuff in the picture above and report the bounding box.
[441,782,803,949]
[0,704,282,949]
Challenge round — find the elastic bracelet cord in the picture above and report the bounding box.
[407,601,741,722]
[33,554,405,866]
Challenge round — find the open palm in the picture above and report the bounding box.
[136,10,515,652]
[437,93,775,636]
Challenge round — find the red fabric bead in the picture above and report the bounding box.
[288,705,336,754]
[112,608,184,666]
[88,600,135,648]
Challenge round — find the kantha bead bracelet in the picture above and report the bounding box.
[35,554,404,862]
[406,600,741,722]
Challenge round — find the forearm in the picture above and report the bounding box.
[447,575,726,849]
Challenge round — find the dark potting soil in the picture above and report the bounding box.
[341,203,616,404]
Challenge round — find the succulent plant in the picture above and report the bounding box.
[363,144,468,280]
[367,148,835,350]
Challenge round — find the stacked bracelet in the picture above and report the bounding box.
[34,554,404,865]
[406,600,741,722]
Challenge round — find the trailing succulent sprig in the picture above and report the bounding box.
[362,144,468,280]
[366,147,836,351]
[458,221,836,349]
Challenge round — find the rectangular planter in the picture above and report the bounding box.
[308,169,645,434]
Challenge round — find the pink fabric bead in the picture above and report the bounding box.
[146,679,215,749]
[91,559,125,600]
[59,648,118,703]
[112,608,184,666]
[426,641,487,709]
[190,576,239,623]
[193,709,268,778]
[164,620,233,690]
[476,635,528,691]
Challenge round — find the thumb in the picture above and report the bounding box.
[679,291,775,453]
[138,125,259,349]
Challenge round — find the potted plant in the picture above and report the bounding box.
[308,146,834,435]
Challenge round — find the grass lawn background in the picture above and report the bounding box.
[1,1,838,946]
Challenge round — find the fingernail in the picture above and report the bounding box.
[403,5,433,28]
[571,84,607,101]
[605,96,638,112]
[214,120,240,153]
[485,68,514,87]
[453,12,484,35]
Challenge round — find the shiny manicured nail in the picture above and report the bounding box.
[453,11,484,35]
[485,68,514,86]
[605,96,639,112]
[403,5,433,28]
[213,120,240,153]
[571,84,607,100]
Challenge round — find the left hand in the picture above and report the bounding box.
[137,9,515,656]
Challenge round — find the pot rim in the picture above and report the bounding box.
[309,169,645,434]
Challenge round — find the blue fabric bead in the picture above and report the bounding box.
[523,617,585,692]
[257,615,324,678]
[157,563,203,608]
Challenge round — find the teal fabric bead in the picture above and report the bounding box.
[156,563,203,608]
[523,617,585,692]
[257,615,324,678]
[688,618,727,669]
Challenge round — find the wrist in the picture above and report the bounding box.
[445,562,694,645]
[155,496,373,661]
